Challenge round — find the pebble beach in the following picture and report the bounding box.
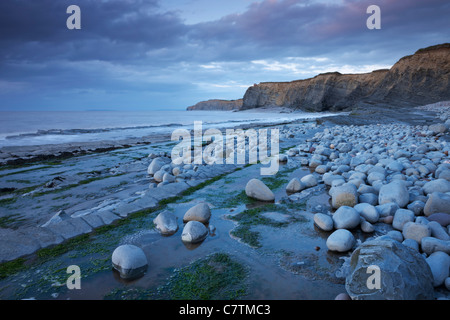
[0,102,449,300]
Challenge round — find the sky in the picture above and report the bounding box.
[0,0,449,111]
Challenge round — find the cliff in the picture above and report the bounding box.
[187,99,243,111]
[241,43,450,112]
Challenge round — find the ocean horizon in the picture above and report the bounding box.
[0,110,339,148]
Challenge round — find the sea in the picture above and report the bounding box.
[0,110,338,148]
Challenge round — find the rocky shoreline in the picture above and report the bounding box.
[0,102,449,300]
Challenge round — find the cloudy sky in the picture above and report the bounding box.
[0,0,448,111]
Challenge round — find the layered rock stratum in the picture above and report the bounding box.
[241,43,450,112]
[187,99,243,111]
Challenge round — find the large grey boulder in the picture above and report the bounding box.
[423,192,450,216]
[378,180,409,208]
[153,210,178,235]
[332,206,360,229]
[183,202,211,224]
[245,178,275,202]
[112,244,148,279]
[345,238,434,300]
[330,183,358,209]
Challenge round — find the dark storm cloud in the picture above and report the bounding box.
[190,0,449,62]
[0,0,449,110]
[0,0,188,63]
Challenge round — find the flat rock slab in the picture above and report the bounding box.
[42,217,93,240]
[0,228,42,263]
[146,181,190,201]
[261,212,292,224]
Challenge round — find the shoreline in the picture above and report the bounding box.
[0,114,335,167]
[0,102,449,300]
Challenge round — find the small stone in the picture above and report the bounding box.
[358,193,377,206]
[426,251,450,287]
[407,200,425,216]
[153,211,178,235]
[378,180,409,208]
[424,192,450,216]
[427,213,450,227]
[423,179,450,195]
[402,239,419,251]
[392,209,415,231]
[183,202,211,224]
[162,172,176,183]
[428,221,450,241]
[147,157,165,175]
[380,215,394,224]
[300,174,318,188]
[445,277,450,291]
[326,229,356,252]
[429,123,447,135]
[181,221,209,243]
[354,203,379,223]
[323,173,344,186]
[332,206,360,230]
[153,169,165,182]
[361,220,375,233]
[285,178,304,193]
[421,237,450,255]
[335,293,352,300]
[330,183,358,209]
[245,178,275,202]
[376,202,399,217]
[386,230,403,242]
[402,222,431,244]
[314,213,334,232]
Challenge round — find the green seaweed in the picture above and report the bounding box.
[0,258,26,280]
[0,213,26,229]
[156,253,248,300]
[36,234,91,261]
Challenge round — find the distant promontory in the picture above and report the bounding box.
[187,43,450,112]
[186,99,243,111]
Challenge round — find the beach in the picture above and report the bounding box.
[0,103,449,300]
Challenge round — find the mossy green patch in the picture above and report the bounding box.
[0,197,17,206]
[0,213,26,229]
[36,234,91,261]
[157,253,248,300]
[105,253,248,300]
[0,258,26,280]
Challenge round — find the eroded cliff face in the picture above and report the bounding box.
[187,99,243,111]
[242,43,450,112]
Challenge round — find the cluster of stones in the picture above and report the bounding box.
[111,202,213,279]
[147,151,219,188]
[245,116,450,298]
